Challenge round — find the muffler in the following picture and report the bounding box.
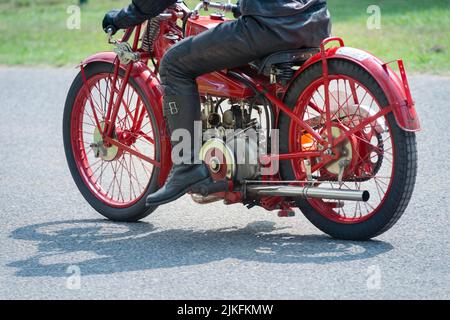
[247,185,370,202]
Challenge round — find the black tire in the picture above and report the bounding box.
[279,59,418,240]
[63,62,160,222]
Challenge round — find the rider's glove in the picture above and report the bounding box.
[232,0,242,18]
[102,3,148,35]
[102,0,178,34]
[102,9,120,35]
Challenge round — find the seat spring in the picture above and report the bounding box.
[141,18,161,53]
[273,62,295,84]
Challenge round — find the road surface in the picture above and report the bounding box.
[0,67,448,299]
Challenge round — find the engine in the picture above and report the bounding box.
[198,96,268,183]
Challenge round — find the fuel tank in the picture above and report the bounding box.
[185,15,228,36]
[185,16,255,99]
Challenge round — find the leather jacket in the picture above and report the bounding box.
[112,0,327,28]
[239,0,326,17]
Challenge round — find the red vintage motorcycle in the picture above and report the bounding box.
[63,1,419,240]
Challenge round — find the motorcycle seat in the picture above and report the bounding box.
[251,47,320,76]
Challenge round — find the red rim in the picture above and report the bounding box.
[289,75,395,224]
[71,73,157,208]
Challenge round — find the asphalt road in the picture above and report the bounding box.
[0,67,449,300]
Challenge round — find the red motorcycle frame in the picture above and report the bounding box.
[66,0,420,239]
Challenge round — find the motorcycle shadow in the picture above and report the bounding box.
[8,219,393,277]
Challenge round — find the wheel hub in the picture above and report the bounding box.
[91,123,119,161]
[324,126,353,175]
[318,124,357,179]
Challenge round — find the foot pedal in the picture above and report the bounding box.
[190,180,228,197]
[278,209,296,217]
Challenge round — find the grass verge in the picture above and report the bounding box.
[0,0,448,74]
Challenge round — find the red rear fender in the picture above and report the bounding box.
[290,46,420,132]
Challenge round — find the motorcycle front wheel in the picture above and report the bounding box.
[63,62,161,221]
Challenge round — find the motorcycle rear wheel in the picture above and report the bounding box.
[279,59,417,240]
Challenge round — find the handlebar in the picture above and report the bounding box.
[207,1,237,12]
[192,0,238,19]
[158,12,185,19]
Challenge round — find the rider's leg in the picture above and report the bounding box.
[146,6,330,206]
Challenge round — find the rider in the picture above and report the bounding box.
[103,0,331,207]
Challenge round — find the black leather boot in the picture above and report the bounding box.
[146,95,211,207]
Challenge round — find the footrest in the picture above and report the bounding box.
[190,180,229,197]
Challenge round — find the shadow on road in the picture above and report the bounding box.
[8,219,393,277]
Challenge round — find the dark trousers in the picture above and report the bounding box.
[160,4,330,100]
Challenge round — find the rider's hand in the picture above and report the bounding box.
[232,1,242,18]
[232,6,241,18]
[102,9,120,35]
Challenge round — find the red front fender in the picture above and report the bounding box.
[79,51,172,185]
[290,46,421,132]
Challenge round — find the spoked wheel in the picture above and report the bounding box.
[279,60,417,240]
[63,62,161,221]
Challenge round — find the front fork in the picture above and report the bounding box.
[104,60,133,140]
[81,25,142,142]
[79,25,162,168]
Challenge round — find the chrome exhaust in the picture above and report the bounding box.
[247,185,370,202]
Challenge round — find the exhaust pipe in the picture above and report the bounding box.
[247,185,370,202]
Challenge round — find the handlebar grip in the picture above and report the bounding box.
[230,4,241,18]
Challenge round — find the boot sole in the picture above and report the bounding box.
[145,177,213,207]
